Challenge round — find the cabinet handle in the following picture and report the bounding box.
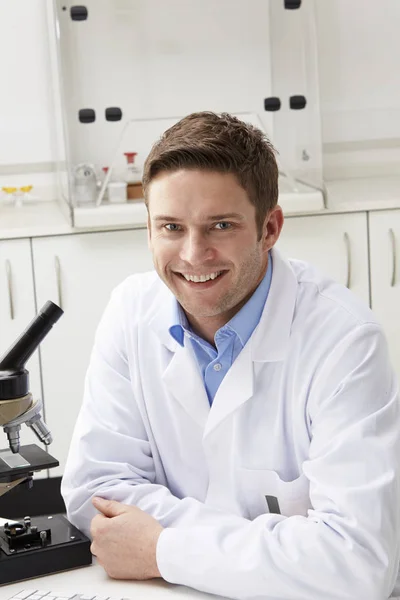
[389,229,397,287]
[344,232,351,289]
[54,255,63,309]
[5,259,15,320]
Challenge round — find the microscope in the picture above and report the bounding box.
[0,301,91,585]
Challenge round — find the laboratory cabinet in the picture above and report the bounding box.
[277,212,370,305]
[369,210,400,377]
[31,229,154,476]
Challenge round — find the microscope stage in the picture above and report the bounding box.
[0,444,59,483]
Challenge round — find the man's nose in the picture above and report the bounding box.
[179,232,212,264]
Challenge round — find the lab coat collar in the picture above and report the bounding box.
[147,282,210,428]
[250,246,297,362]
[147,280,182,353]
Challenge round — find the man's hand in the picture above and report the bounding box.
[90,497,164,580]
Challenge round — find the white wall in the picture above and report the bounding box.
[316,0,400,145]
[315,0,400,178]
[0,0,56,166]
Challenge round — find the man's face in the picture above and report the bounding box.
[147,169,282,322]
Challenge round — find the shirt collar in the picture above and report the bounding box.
[169,304,188,346]
[169,252,273,348]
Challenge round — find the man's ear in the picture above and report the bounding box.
[262,206,284,252]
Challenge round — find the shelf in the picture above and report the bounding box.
[73,200,148,229]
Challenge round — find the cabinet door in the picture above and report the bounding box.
[277,212,370,305]
[32,229,154,476]
[369,210,400,379]
[0,239,45,455]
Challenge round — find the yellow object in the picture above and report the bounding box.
[2,187,17,194]
[20,185,33,193]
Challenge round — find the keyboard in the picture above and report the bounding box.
[7,590,132,600]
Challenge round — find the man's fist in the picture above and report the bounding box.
[90,497,164,580]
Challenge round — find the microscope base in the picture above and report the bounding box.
[0,513,92,584]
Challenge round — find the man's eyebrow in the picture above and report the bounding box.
[152,213,245,222]
[207,213,245,221]
[152,215,181,222]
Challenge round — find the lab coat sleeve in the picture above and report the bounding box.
[156,323,400,600]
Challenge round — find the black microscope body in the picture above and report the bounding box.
[0,301,91,584]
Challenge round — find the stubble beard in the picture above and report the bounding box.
[172,245,265,320]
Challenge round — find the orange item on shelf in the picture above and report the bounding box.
[127,182,143,200]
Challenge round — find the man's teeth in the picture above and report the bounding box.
[183,271,222,283]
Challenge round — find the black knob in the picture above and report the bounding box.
[70,6,88,21]
[264,97,281,112]
[284,0,301,8]
[289,95,307,110]
[79,109,96,123]
[105,107,123,122]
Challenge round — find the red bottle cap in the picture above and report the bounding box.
[124,152,137,164]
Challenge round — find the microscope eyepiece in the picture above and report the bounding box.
[0,301,64,401]
[39,301,63,325]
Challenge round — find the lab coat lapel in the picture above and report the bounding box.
[204,341,253,438]
[162,343,210,429]
[148,279,210,429]
[204,247,298,437]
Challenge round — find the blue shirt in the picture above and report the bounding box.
[169,254,273,405]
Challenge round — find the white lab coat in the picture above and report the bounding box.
[62,247,400,600]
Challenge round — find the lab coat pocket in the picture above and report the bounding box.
[238,468,311,520]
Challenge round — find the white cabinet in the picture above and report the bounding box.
[369,210,400,379]
[32,229,153,475]
[0,239,44,452]
[277,212,370,305]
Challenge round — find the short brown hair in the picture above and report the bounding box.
[142,112,279,238]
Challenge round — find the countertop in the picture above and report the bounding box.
[0,175,399,240]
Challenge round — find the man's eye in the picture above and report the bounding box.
[214,222,232,230]
[164,224,181,231]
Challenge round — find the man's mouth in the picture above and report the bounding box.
[175,270,227,287]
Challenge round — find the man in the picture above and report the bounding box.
[62,112,400,600]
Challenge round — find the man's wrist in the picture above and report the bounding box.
[152,526,164,578]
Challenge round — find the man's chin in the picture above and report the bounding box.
[178,301,225,319]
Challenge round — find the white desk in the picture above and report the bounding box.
[2,562,226,600]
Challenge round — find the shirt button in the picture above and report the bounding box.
[213,363,222,371]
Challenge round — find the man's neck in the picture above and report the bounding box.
[185,313,230,346]
[184,284,260,346]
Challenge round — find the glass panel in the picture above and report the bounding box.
[52,0,323,213]
[269,0,323,191]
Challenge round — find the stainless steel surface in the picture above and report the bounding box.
[5,259,14,320]
[54,255,63,309]
[389,228,397,287]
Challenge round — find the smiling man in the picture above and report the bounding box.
[62,112,400,600]
[148,168,281,344]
